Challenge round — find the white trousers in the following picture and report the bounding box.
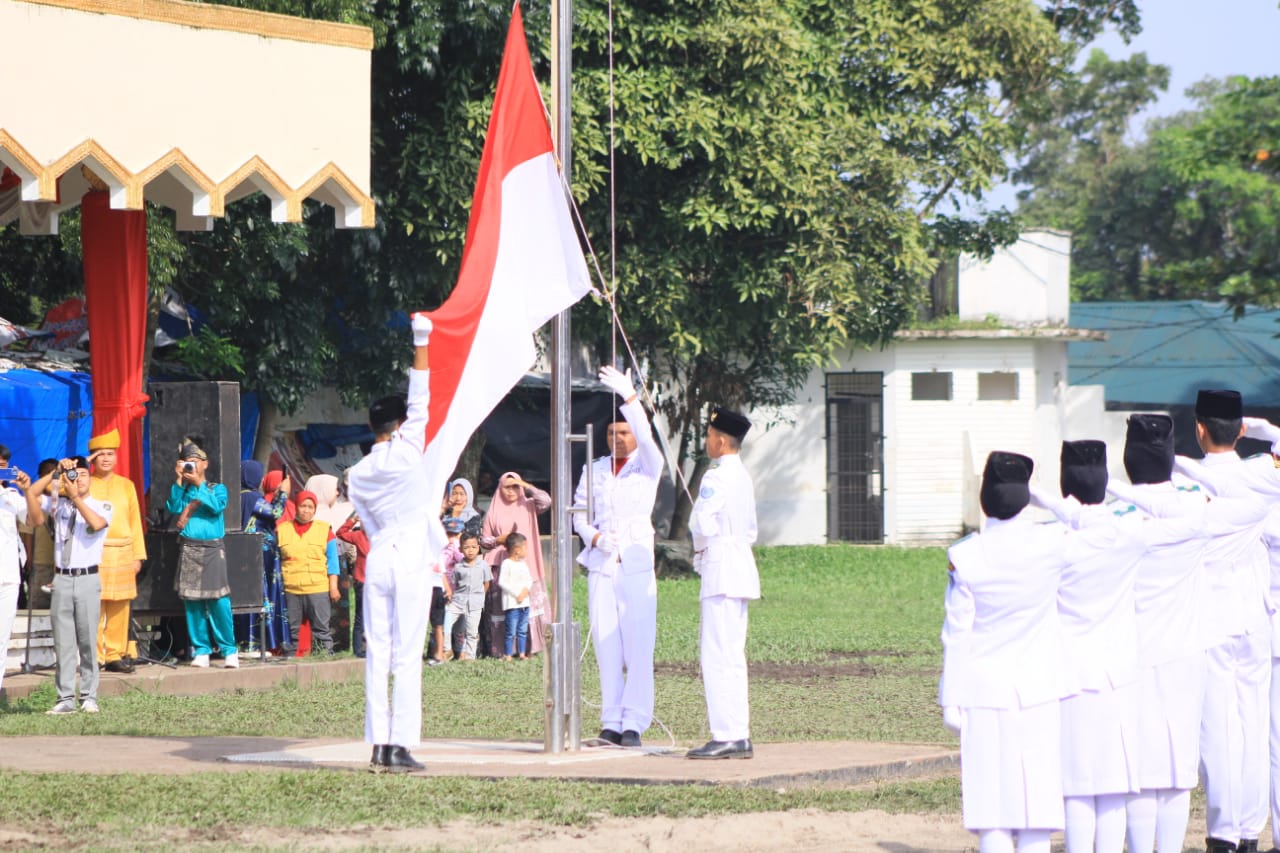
[588,567,657,732]
[363,543,430,748]
[700,595,750,741]
[0,580,17,694]
[1268,655,1280,848]
[1201,629,1271,841]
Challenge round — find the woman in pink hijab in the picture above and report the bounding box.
[482,472,552,655]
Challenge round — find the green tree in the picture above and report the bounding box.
[1018,75,1280,305]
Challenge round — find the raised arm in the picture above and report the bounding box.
[599,366,662,477]
[400,314,433,451]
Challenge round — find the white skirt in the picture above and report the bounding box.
[1060,680,1141,796]
[1136,652,1207,790]
[961,700,1064,831]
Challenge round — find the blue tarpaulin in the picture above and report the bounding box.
[0,369,95,473]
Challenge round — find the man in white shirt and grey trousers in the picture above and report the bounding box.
[574,365,663,748]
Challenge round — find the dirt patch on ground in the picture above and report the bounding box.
[656,650,936,683]
[182,810,978,852]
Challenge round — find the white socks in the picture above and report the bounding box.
[978,829,1051,853]
[1066,794,1128,853]
[1127,788,1191,853]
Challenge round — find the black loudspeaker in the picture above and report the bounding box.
[134,531,264,613]
[147,382,242,531]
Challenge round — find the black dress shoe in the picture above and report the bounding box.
[385,745,425,773]
[620,730,642,748]
[1205,838,1238,853]
[1237,841,1257,853]
[104,659,135,674]
[597,728,623,745]
[369,744,389,772]
[687,738,754,760]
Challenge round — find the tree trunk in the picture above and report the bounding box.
[253,396,280,465]
[668,454,709,541]
[454,428,488,491]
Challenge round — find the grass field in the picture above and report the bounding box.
[0,545,959,844]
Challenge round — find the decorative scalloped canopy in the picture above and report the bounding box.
[0,0,375,232]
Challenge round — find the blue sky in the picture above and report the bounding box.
[1092,0,1280,128]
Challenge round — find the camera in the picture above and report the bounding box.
[62,468,78,481]
[182,462,196,473]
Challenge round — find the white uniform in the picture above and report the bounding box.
[1054,502,1145,799]
[0,486,27,695]
[1175,453,1273,845]
[573,398,662,734]
[690,453,759,742]
[1108,479,1268,853]
[346,368,445,748]
[941,512,1069,837]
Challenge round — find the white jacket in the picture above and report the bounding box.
[346,368,446,564]
[690,453,759,600]
[939,512,1069,710]
[572,398,662,577]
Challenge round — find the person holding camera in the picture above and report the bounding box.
[164,438,236,669]
[87,429,146,674]
[0,447,29,697]
[24,456,113,714]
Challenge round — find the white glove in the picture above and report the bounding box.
[942,706,964,736]
[598,365,637,401]
[1243,417,1280,450]
[595,532,618,554]
[411,312,433,347]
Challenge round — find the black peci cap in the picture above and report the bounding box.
[1196,389,1243,420]
[1124,413,1175,485]
[980,451,1033,520]
[368,394,408,430]
[709,407,751,441]
[1060,440,1107,505]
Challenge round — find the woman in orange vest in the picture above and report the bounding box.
[276,490,340,654]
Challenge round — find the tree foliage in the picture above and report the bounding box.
[1017,72,1280,306]
[1,0,1138,527]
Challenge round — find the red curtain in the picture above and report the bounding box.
[81,191,149,512]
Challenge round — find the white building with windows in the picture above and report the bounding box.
[739,229,1107,545]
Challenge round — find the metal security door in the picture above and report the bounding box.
[826,372,884,542]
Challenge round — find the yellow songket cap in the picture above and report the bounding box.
[88,428,121,451]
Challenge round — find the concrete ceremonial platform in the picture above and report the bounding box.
[0,657,957,788]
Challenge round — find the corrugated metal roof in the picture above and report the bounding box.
[1068,301,1280,407]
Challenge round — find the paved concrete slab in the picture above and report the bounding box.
[227,737,958,787]
[0,734,958,789]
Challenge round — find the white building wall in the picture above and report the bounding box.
[740,337,1077,546]
[887,341,1043,543]
[958,230,1071,325]
[740,371,830,546]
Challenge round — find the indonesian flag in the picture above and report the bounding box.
[421,2,592,495]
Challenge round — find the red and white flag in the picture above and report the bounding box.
[421,2,592,494]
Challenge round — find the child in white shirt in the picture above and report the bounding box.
[498,532,532,660]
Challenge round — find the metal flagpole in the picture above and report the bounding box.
[546,0,582,754]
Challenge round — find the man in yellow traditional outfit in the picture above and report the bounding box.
[89,429,146,674]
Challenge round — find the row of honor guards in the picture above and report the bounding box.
[941,389,1280,853]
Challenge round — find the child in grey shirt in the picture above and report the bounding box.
[443,532,490,660]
